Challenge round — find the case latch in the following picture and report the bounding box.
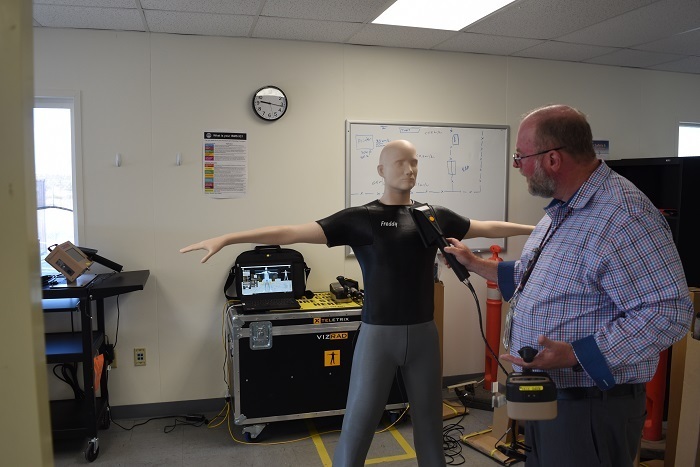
[249,321,273,350]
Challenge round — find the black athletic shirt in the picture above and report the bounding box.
[316,200,470,325]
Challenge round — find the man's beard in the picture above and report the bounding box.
[527,158,556,198]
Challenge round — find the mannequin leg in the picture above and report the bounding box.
[401,321,446,467]
[332,324,404,467]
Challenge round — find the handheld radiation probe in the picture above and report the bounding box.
[409,204,470,282]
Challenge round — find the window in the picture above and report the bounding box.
[34,93,83,275]
[678,123,700,157]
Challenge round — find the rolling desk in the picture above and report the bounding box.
[42,270,149,462]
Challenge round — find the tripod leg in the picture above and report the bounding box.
[496,419,529,463]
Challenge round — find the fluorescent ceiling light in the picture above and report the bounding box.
[373,0,516,31]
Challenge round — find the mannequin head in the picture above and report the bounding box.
[377,139,418,204]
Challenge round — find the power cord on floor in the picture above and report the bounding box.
[109,410,209,433]
[441,385,479,466]
[443,415,467,465]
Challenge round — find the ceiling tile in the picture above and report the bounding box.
[513,41,618,62]
[633,27,700,55]
[434,33,543,55]
[28,0,700,75]
[144,11,254,37]
[140,0,262,16]
[465,0,658,40]
[34,0,135,7]
[261,0,386,22]
[650,56,700,74]
[584,48,686,68]
[252,17,363,43]
[348,24,457,50]
[33,4,144,31]
[557,0,700,47]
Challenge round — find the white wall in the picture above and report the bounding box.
[33,28,700,406]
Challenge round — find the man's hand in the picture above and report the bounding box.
[443,238,498,283]
[443,238,477,267]
[179,236,226,263]
[500,335,578,370]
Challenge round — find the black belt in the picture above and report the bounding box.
[557,383,645,400]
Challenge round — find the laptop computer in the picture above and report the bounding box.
[236,262,301,313]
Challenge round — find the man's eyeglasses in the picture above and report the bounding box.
[512,146,565,164]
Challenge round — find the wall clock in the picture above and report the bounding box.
[252,85,287,121]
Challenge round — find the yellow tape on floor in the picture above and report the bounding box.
[365,426,416,464]
[307,420,416,465]
[306,420,332,467]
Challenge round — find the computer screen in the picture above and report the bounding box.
[240,264,293,296]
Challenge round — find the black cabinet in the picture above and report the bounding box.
[606,156,700,287]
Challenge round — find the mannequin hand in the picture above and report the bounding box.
[500,335,578,370]
[179,237,226,263]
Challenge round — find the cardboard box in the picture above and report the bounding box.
[664,288,700,467]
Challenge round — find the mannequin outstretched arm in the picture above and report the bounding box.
[464,220,534,239]
[180,222,326,263]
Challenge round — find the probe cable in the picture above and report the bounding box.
[439,277,495,466]
[460,278,508,377]
[449,276,521,465]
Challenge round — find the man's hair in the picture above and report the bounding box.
[525,105,596,162]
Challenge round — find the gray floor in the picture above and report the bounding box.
[52,396,521,466]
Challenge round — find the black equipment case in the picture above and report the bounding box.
[225,293,408,440]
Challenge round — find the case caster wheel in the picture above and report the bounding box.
[85,438,100,462]
[242,423,266,442]
[386,410,402,424]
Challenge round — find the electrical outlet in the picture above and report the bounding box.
[134,348,146,366]
[112,349,117,368]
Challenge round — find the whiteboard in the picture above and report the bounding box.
[346,121,510,252]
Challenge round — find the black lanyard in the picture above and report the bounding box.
[513,208,573,297]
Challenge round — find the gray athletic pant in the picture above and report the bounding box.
[332,321,446,467]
